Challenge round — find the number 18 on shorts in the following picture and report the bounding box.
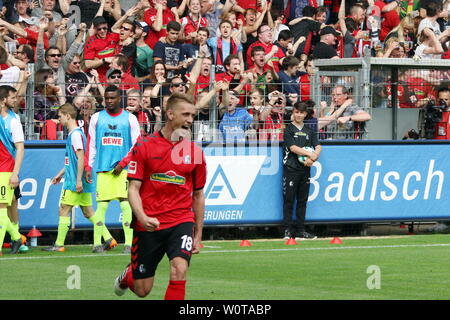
[132,222,195,279]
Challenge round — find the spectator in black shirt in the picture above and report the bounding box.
[311,26,340,59]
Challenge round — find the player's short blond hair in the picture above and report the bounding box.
[58,103,78,120]
[166,93,194,111]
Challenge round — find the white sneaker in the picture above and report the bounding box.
[114,265,129,296]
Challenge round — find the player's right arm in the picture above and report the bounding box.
[191,150,207,254]
[86,113,99,182]
[127,140,159,231]
[51,168,65,184]
[128,179,159,231]
[10,141,23,188]
[192,189,205,254]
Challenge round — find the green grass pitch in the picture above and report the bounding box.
[1,234,450,300]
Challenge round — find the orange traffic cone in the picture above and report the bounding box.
[239,240,252,247]
[330,237,343,244]
[285,238,298,245]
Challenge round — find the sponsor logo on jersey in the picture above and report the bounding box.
[65,157,69,165]
[128,161,137,174]
[98,48,115,56]
[108,124,118,130]
[102,137,123,146]
[150,171,186,185]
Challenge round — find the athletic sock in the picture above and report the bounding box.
[55,216,71,246]
[88,214,102,246]
[124,265,135,292]
[120,201,133,246]
[6,219,22,241]
[95,201,112,243]
[11,221,19,233]
[164,280,186,300]
[0,208,9,251]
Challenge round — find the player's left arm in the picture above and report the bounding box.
[116,114,141,173]
[75,149,85,193]
[9,116,24,188]
[192,188,205,254]
[191,151,207,254]
[10,141,24,188]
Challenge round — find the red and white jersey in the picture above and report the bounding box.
[128,132,207,231]
[0,140,14,172]
[0,111,23,172]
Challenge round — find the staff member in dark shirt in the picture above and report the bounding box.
[282,101,322,240]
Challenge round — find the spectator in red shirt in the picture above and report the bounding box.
[373,0,401,42]
[0,16,50,51]
[192,57,213,94]
[110,6,143,73]
[109,54,140,90]
[180,0,208,44]
[349,3,366,30]
[83,16,120,84]
[215,53,242,84]
[143,0,179,49]
[246,24,285,73]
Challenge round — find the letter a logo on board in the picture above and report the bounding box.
[204,155,266,205]
[205,165,236,200]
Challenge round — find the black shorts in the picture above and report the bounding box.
[131,222,195,279]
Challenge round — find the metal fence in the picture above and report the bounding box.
[313,58,450,140]
[7,58,450,142]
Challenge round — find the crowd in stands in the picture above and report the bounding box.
[0,0,449,141]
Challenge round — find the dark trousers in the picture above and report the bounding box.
[283,167,311,233]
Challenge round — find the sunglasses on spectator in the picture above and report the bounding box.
[109,75,121,79]
[49,54,62,58]
[71,61,81,65]
[171,83,186,87]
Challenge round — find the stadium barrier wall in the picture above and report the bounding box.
[19,141,450,230]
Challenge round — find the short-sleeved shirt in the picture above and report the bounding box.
[325,103,367,139]
[83,33,120,81]
[16,28,49,51]
[127,132,207,231]
[312,41,338,59]
[180,15,208,43]
[153,41,185,80]
[0,110,22,172]
[134,44,154,77]
[283,122,319,171]
[246,41,285,73]
[143,7,176,49]
[417,18,441,41]
[65,72,89,103]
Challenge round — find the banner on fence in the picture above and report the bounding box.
[18,144,450,229]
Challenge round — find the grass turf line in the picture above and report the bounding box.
[1,235,449,300]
